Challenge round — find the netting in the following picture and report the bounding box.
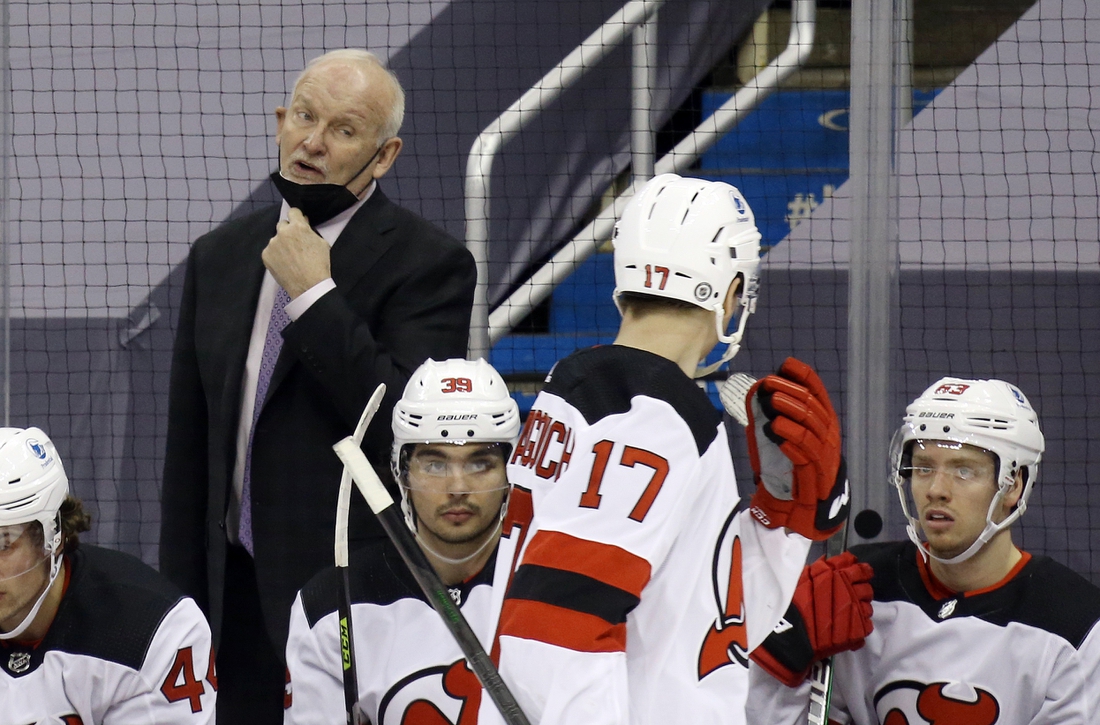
[2,0,1096,585]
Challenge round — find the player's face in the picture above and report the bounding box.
[274,60,401,196]
[0,523,51,634]
[405,443,508,551]
[907,441,1000,558]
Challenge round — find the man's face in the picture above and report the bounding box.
[907,441,1006,559]
[0,523,50,634]
[405,443,508,550]
[274,60,400,196]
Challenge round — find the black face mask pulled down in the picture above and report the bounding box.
[269,172,359,227]
[269,143,386,226]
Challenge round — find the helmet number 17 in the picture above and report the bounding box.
[644,265,670,290]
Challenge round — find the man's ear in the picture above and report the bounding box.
[370,136,404,179]
[274,106,287,146]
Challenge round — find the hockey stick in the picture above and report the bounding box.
[333,437,532,725]
[334,383,387,725]
[718,372,847,725]
[805,521,849,725]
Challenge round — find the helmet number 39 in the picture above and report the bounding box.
[441,377,473,394]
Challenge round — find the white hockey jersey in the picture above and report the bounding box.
[0,545,216,725]
[483,346,811,725]
[747,540,1100,725]
[284,539,497,725]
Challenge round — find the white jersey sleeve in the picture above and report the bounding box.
[102,598,217,724]
[284,591,346,725]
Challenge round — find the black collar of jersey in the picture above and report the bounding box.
[302,539,500,628]
[852,540,1100,649]
[541,345,721,456]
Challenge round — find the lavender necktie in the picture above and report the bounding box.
[239,284,291,555]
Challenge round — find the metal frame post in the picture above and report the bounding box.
[847,0,902,537]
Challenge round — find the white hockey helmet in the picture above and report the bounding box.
[0,426,69,639]
[612,173,762,374]
[0,427,68,551]
[889,377,1044,564]
[391,358,520,532]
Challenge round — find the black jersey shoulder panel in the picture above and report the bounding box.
[299,539,498,629]
[850,540,1100,648]
[542,346,720,455]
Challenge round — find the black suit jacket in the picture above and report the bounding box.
[159,188,476,650]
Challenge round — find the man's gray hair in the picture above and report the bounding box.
[292,49,405,139]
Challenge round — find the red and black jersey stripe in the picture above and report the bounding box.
[499,530,650,653]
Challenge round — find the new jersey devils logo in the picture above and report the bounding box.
[697,511,748,679]
[378,659,482,725]
[876,680,1000,724]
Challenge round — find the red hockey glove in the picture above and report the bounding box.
[751,552,875,687]
[745,357,850,540]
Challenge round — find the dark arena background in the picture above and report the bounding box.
[2,0,1096,584]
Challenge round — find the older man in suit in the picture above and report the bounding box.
[159,49,476,724]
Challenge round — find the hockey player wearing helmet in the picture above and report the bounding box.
[483,174,853,725]
[748,378,1100,724]
[0,426,216,723]
[285,358,519,725]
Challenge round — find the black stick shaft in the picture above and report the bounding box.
[338,566,361,725]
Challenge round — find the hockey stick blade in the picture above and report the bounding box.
[336,383,387,565]
[333,438,532,725]
[719,372,757,428]
[334,383,386,725]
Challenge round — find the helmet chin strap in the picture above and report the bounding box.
[0,529,63,641]
[694,304,750,379]
[907,520,996,566]
[907,488,1012,566]
[415,518,503,566]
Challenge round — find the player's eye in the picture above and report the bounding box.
[954,466,977,481]
[464,459,493,475]
[419,460,448,475]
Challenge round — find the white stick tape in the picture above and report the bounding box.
[333,437,396,515]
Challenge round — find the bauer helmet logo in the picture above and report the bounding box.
[694,282,713,302]
[935,383,970,396]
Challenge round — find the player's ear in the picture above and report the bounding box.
[1003,469,1026,511]
[722,276,743,326]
